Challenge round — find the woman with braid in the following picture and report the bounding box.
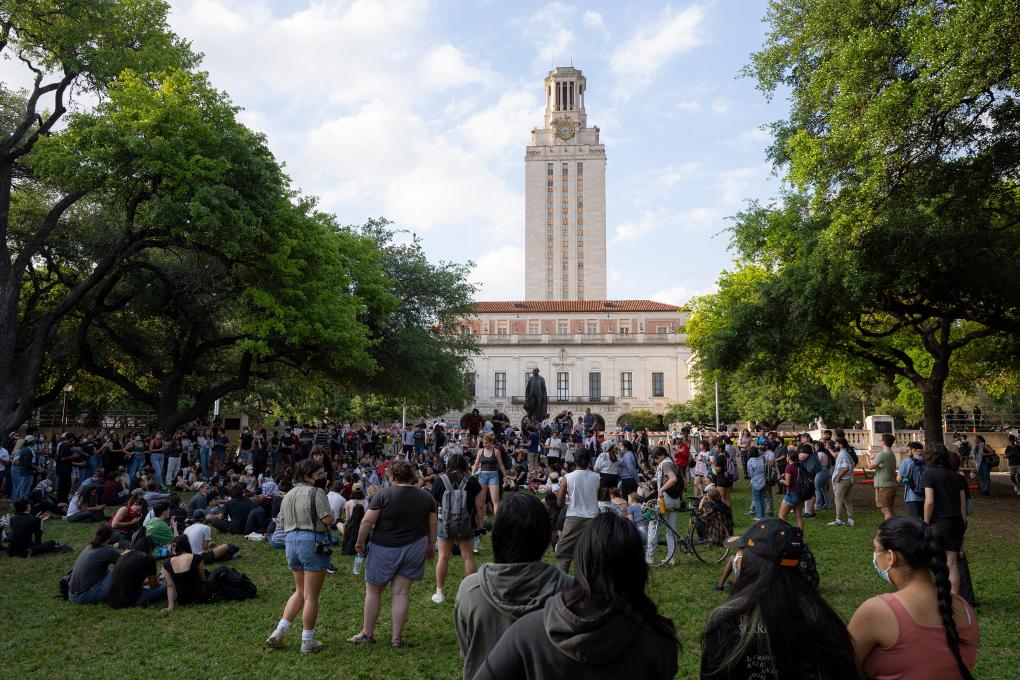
[849,517,979,679]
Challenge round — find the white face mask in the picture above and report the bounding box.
[873,550,892,583]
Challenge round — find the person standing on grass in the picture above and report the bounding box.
[897,441,927,520]
[431,453,485,605]
[593,441,621,489]
[865,433,899,520]
[265,459,335,653]
[849,517,978,679]
[777,452,805,532]
[474,513,677,680]
[922,443,968,595]
[701,519,858,680]
[554,449,600,574]
[348,461,437,648]
[473,433,509,517]
[645,445,685,565]
[455,493,573,680]
[972,435,994,497]
[1006,434,1020,496]
[747,447,767,520]
[829,438,857,526]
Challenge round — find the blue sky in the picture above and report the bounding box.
[162,1,787,303]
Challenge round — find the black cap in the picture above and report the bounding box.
[725,518,804,567]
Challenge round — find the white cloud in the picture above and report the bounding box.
[582,10,607,34]
[710,97,730,115]
[422,43,490,90]
[471,246,525,300]
[676,99,702,112]
[609,4,707,99]
[716,165,771,206]
[517,2,576,66]
[657,161,702,189]
[649,283,717,306]
[611,206,725,245]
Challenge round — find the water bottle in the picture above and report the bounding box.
[352,555,363,575]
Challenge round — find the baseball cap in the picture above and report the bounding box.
[24,435,36,443]
[725,518,804,568]
[193,509,206,521]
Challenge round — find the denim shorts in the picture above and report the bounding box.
[477,471,499,486]
[365,537,428,585]
[783,491,802,506]
[285,530,331,572]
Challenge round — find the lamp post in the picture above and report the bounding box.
[714,379,720,433]
[60,384,74,429]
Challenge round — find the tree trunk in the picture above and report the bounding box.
[919,372,947,449]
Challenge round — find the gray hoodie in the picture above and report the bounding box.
[455,561,573,680]
[471,592,678,680]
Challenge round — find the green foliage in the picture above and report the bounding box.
[617,409,662,431]
[692,0,1020,441]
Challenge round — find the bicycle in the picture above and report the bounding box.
[644,499,731,566]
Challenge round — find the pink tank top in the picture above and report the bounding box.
[862,593,979,680]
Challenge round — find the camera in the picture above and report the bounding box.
[314,541,332,556]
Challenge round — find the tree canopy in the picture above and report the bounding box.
[687,0,1020,441]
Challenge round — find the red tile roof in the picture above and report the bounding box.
[473,300,687,313]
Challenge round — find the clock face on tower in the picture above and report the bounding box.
[553,118,576,141]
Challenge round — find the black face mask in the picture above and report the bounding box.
[314,478,327,488]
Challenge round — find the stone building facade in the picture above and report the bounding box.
[452,301,692,426]
[524,66,607,301]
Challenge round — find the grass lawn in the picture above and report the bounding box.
[1,478,1018,679]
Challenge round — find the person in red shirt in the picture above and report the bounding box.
[673,436,690,470]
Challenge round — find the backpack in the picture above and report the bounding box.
[985,450,1000,468]
[208,566,257,600]
[795,462,815,500]
[661,459,684,498]
[341,503,365,555]
[905,457,926,495]
[439,474,473,539]
[724,456,738,483]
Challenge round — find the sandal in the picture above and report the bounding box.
[347,631,376,645]
[391,637,409,648]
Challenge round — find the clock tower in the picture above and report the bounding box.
[524,66,607,301]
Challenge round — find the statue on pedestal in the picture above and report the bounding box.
[524,368,548,425]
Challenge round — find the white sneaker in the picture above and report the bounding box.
[847,518,855,526]
[827,519,844,526]
[431,589,445,604]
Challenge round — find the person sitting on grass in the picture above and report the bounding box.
[106,537,167,608]
[474,512,677,679]
[65,476,107,523]
[109,496,146,547]
[701,518,857,679]
[162,534,213,612]
[143,502,175,548]
[455,493,572,680]
[6,498,65,557]
[183,510,239,562]
[68,524,120,604]
[209,484,254,534]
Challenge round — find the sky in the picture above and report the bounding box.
[10,0,791,304]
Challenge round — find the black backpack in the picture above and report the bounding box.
[795,462,815,501]
[208,566,257,600]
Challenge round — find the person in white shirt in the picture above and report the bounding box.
[183,510,235,561]
[645,446,684,564]
[544,434,562,468]
[554,449,600,573]
[327,481,347,522]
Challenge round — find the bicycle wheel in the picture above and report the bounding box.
[646,515,677,567]
[689,516,730,564]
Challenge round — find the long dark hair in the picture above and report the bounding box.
[702,550,858,679]
[565,512,676,643]
[876,517,974,680]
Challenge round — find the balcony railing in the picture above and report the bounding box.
[474,332,684,345]
[511,394,616,405]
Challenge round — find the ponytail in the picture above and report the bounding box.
[877,518,974,680]
[926,526,974,680]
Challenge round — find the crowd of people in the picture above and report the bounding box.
[0,414,998,678]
